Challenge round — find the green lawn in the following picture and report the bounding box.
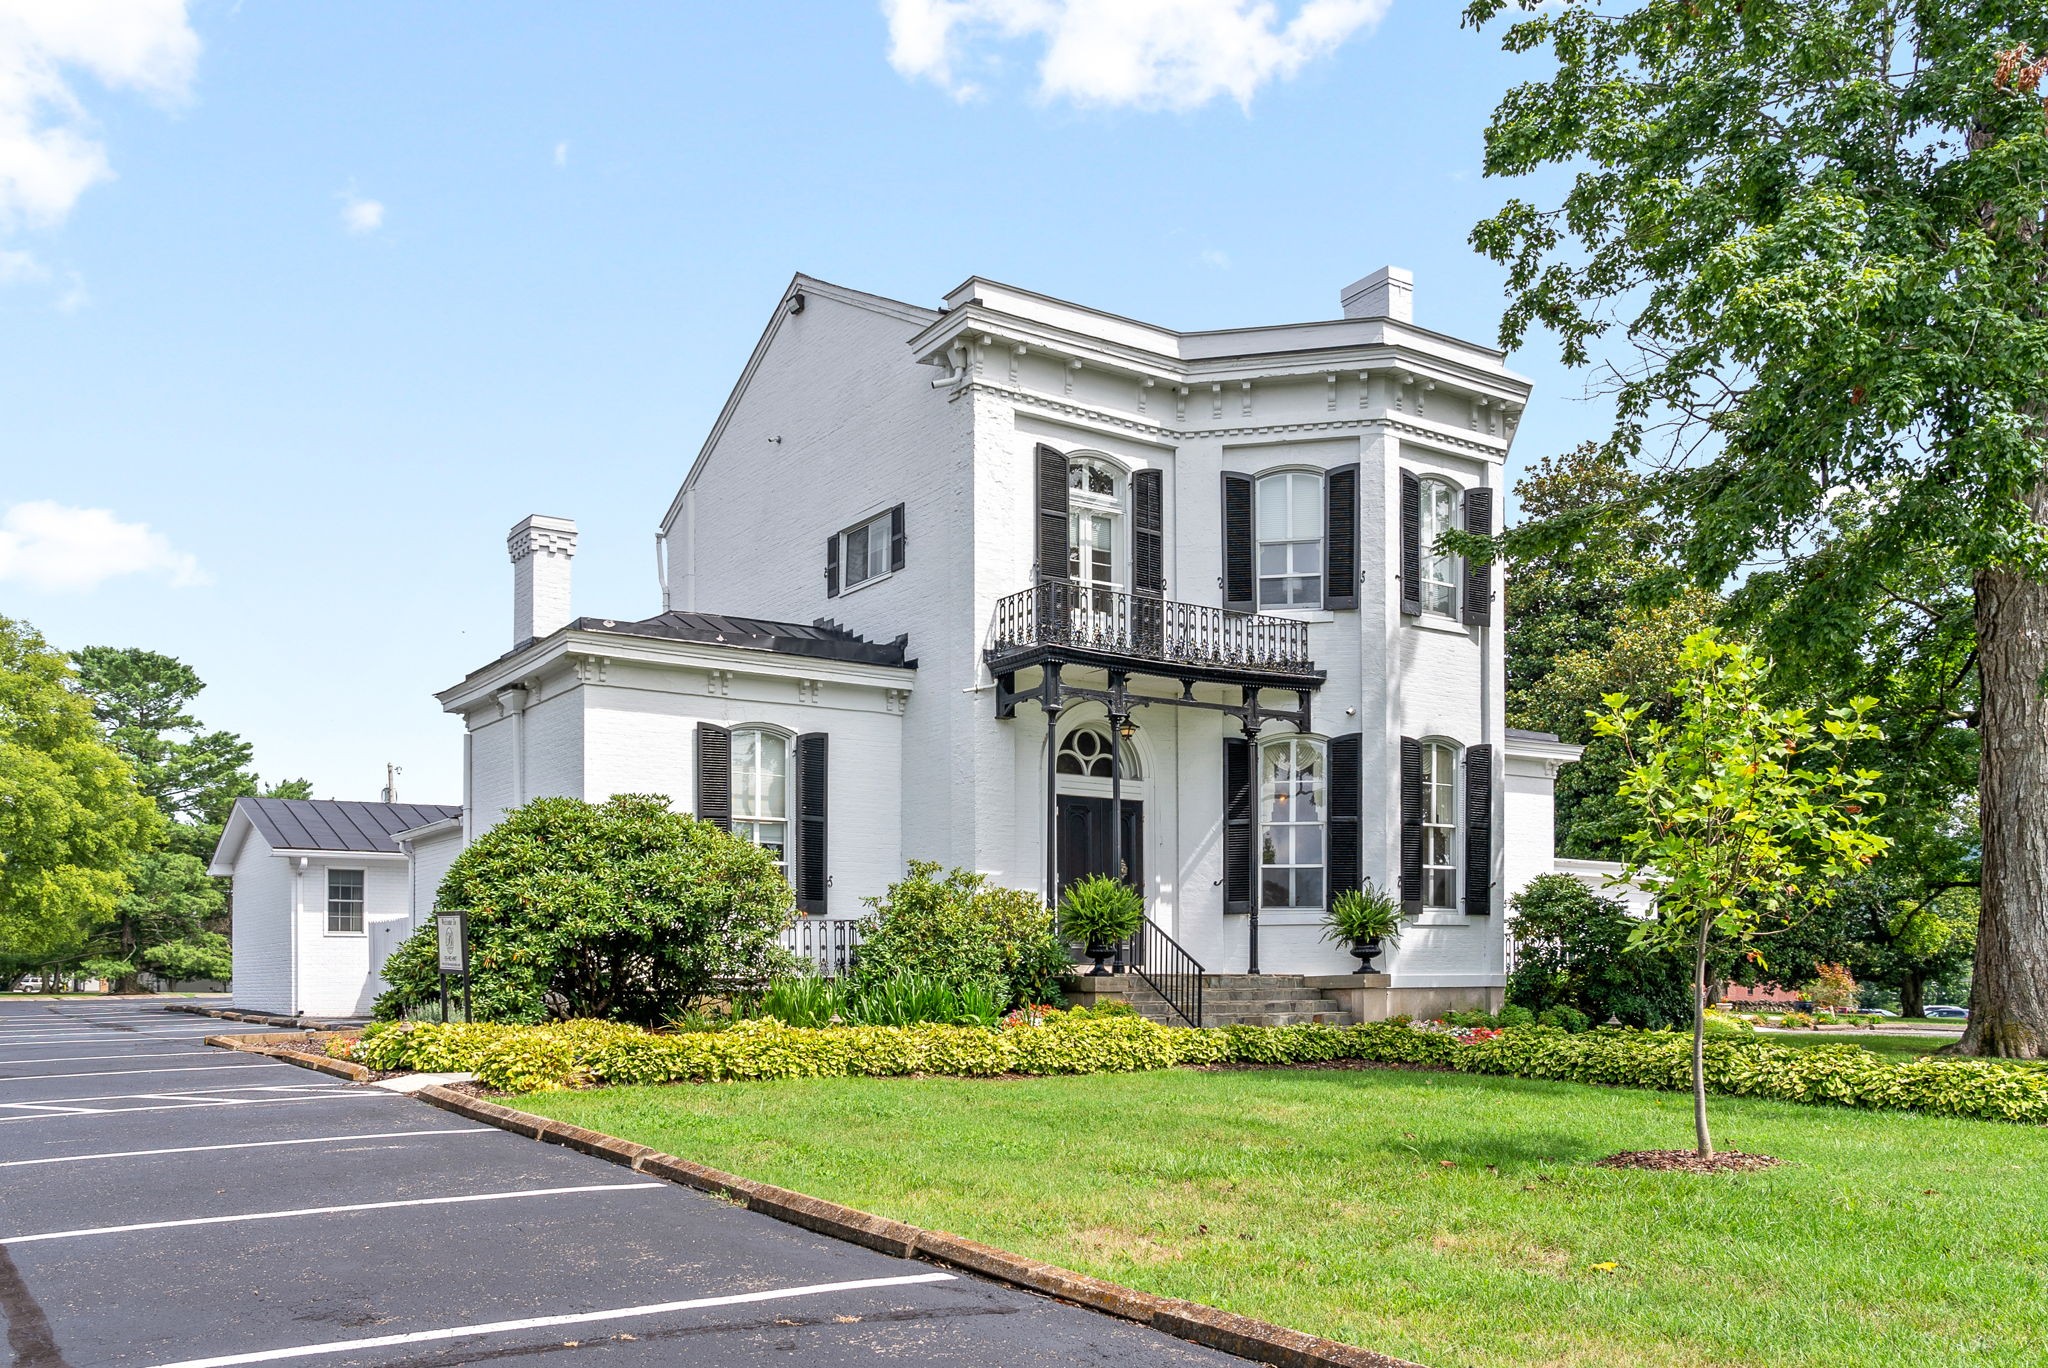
[1758,1030,1957,1061]
[514,1067,2048,1368]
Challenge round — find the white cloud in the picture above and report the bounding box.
[553,139,569,168]
[1199,247,1230,268]
[0,1,199,231]
[880,0,1388,111]
[0,246,46,283]
[0,501,208,593]
[340,191,384,234]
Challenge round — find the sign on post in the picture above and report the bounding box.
[435,911,470,1023]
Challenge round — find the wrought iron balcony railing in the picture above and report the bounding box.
[987,582,1315,674]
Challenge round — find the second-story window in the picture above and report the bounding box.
[731,728,790,880]
[841,512,893,590]
[1068,458,1122,610]
[1257,471,1323,608]
[1417,477,1460,616]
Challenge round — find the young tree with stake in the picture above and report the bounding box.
[1593,631,1889,1158]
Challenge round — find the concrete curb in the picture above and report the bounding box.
[168,1003,363,1032]
[410,1084,1426,1368]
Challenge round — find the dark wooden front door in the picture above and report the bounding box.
[1056,796,1143,896]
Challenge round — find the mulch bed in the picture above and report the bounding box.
[1595,1149,1782,1174]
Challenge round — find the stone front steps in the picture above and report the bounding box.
[1117,973,1356,1028]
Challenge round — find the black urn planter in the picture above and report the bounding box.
[1085,942,1116,976]
[1350,937,1385,973]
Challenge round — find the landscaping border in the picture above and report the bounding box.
[204,1030,1421,1368]
[411,1083,1424,1368]
[167,1002,363,1032]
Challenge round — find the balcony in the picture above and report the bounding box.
[985,582,1321,684]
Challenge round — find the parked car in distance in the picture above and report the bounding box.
[1921,1004,1969,1019]
[1861,1007,1896,1017]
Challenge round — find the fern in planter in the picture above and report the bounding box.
[1322,881,1403,971]
[1058,876,1145,974]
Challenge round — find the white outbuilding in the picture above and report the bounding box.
[211,798,461,1019]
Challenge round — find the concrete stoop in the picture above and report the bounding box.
[1075,972,1358,1028]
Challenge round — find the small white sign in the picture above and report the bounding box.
[436,913,466,974]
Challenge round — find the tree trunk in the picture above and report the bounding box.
[1900,971,1925,1021]
[1963,567,2048,1058]
[1692,915,1713,1158]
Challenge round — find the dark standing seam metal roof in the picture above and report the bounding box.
[237,798,463,854]
[571,612,913,667]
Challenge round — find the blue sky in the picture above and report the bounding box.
[0,1,1593,804]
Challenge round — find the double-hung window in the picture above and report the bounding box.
[841,512,893,590]
[1417,477,1459,616]
[731,728,790,880]
[1256,472,1323,608]
[1421,740,1458,908]
[326,868,365,935]
[1258,736,1325,909]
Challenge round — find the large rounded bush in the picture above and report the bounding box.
[851,861,1069,1010]
[375,794,794,1024]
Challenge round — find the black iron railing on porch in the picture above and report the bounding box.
[782,918,863,978]
[1121,916,1205,1028]
[988,583,1314,673]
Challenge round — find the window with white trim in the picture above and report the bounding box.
[1258,736,1325,909]
[1256,471,1323,608]
[840,512,892,589]
[1067,457,1123,612]
[327,868,365,934]
[1418,477,1459,616]
[731,728,790,879]
[1422,740,1458,908]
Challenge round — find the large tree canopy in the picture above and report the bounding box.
[0,619,160,969]
[1469,0,2048,1055]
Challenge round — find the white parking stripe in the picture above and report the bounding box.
[2,1182,663,1245]
[0,1051,222,1065]
[0,1081,339,1107]
[0,1094,386,1125]
[0,1128,493,1169]
[144,1272,960,1368]
[0,1063,289,1082]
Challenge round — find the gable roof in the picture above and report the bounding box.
[236,798,464,855]
[574,611,912,667]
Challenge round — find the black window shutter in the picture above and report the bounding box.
[1399,470,1422,616]
[1036,444,1069,582]
[824,534,840,598]
[1132,468,1165,597]
[695,723,732,831]
[1464,743,1494,914]
[1324,464,1358,611]
[1222,472,1255,612]
[1461,487,1494,626]
[794,732,828,915]
[1399,735,1423,913]
[1223,735,1253,913]
[1327,733,1362,912]
[888,504,906,574]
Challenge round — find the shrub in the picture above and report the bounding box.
[1803,961,1861,1013]
[1057,874,1145,949]
[1506,873,1693,1028]
[1496,1004,1536,1029]
[749,975,849,1029]
[373,794,797,1025]
[852,862,1069,1010]
[841,971,1002,1028]
[1536,1005,1591,1033]
[1781,1011,1817,1029]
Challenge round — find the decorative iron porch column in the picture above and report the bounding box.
[1241,709,1263,976]
[1042,665,1063,908]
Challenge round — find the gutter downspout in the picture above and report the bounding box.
[291,856,307,1018]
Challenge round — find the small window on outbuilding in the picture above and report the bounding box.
[327,868,365,934]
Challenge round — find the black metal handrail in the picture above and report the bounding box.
[1121,916,1205,1028]
[988,582,1314,673]
[782,918,863,978]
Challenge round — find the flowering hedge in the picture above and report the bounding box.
[328,1016,2048,1125]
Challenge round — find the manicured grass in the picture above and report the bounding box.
[1759,1030,1958,1061]
[514,1067,2048,1368]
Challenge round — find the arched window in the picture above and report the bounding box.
[1256,471,1323,608]
[1259,735,1325,909]
[1417,477,1460,616]
[1421,739,1458,908]
[1068,457,1123,608]
[731,728,789,879]
[1056,723,1140,778]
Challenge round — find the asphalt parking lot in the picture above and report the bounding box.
[0,998,1238,1367]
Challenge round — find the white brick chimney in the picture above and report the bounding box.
[508,514,577,647]
[1341,266,1414,323]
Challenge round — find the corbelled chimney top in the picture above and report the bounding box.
[1341,266,1414,323]
[509,514,577,648]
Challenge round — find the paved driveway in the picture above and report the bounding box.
[0,998,1236,1368]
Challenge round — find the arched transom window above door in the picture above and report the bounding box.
[1056,722,1141,779]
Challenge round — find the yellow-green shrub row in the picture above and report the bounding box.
[333,1017,2048,1124]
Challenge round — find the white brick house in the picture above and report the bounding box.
[427,268,1584,1020]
